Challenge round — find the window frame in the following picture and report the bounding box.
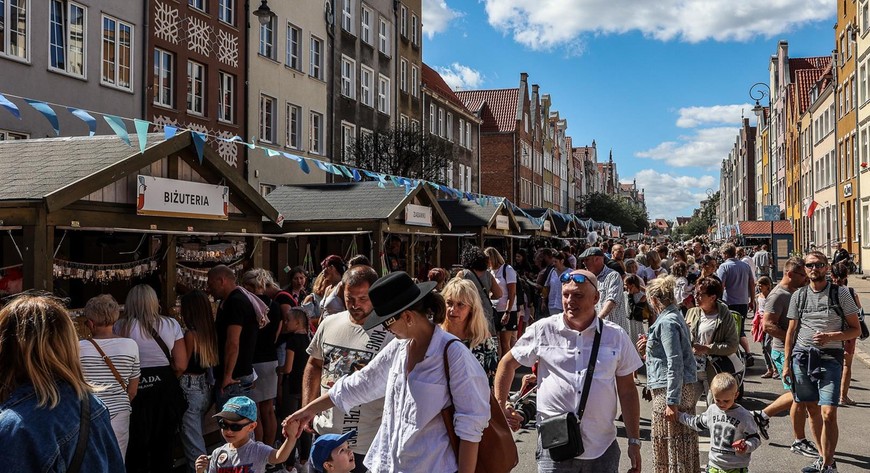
[152,47,174,108]
[259,94,277,143]
[101,14,134,91]
[218,71,234,124]
[378,74,390,114]
[378,18,390,56]
[286,23,302,70]
[259,15,276,60]
[1,0,30,60]
[310,111,324,154]
[411,64,419,97]
[218,0,234,25]
[286,102,302,150]
[342,0,355,34]
[400,58,407,92]
[310,35,324,80]
[411,14,418,45]
[188,0,206,12]
[360,64,374,107]
[400,5,407,38]
[341,121,356,164]
[49,0,86,78]
[360,4,373,44]
[187,60,206,115]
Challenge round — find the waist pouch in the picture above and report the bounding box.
[539,412,583,461]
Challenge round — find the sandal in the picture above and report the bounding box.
[761,371,774,379]
[840,397,857,406]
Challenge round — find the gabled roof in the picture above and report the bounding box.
[437,199,520,232]
[455,88,519,133]
[739,220,793,235]
[422,63,475,116]
[788,57,831,82]
[794,68,827,114]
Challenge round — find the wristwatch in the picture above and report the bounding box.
[628,438,642,446]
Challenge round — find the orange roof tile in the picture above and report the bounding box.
[456,88,520,133]
[795,68,827,114]
[422,63,474,115]
[739,220,793,235]
[788,57,831,82]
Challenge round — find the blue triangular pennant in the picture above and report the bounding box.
[191,132,206,164]
[298,158,311,174]
[134,119,150,153]
[67,108,96,136]
[281,152,301,162]
[0,94,21,119]
[351,168,362,182]
[314,160,330,172]
[265,148,281,157]
[25,99,60,135]
[103,115,130,145]
[164,125,178,140]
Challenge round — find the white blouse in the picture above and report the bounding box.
[329,325,491,473]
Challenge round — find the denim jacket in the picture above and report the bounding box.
[645,304,698,405]
[0,382,125,472]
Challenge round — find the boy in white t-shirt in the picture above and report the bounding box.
[196,396,299,473]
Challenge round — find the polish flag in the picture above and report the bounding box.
[807,200,819,219]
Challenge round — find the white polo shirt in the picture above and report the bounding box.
[511,313,642,460]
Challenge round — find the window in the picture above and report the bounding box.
[341,122,356,164]
[429,105,436,133]
[259,16,276,59]
[400,114,408,129]
[400,5,407,37]
[50,1,86,77]
[341,55,355,98]
[310,111,323,154]
[864,3,869,34]
[378,74,390,114]
[411,65,418,97]
[446,113,453,142]
[187,60,205,114]
[360,65,373,107]
[218,72,234,123]
[438,108,444,137]
[411,14,418,45]
[259,183,275,197]
[465,123,471,149]
[446,161,454,187]
[458,164,466,191]
[310,36,323,79]
[286,24,301,70]
[342,0,354,34]
[153,48,174,107]
[218,0,234,25]
[0,130,28,140]
[286,103,301,150]
[1,0,28,59]
[400,58,407,92]
[259,95,276,143]
[102,16,133,90]
[459,119,465,147]
[378,18,390,56]
[361,5,372,44]
[466,165,472,192]
[188,0,206,11]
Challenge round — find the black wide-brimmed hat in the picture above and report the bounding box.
[363,271,437,330]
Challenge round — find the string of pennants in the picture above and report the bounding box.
[0,91,622,237]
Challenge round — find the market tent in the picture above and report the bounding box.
[438,198,522,263]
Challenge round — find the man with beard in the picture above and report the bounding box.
[303,265,390,473]
[783,252,861,473]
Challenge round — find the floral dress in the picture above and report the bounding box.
[464,337,499,386]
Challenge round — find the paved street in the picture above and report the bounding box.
[512,279,870,472]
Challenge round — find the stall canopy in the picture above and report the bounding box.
[518,208,561,237]
[438,198,522,262]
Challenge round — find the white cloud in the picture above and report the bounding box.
[483,0,833,50]
[627,170,717,219]
[636,126,739,169]
[422,1,462,38]
[436,63,484,90]
[676,104,754,128]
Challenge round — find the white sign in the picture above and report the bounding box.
[495,215,510,230]
[137,175,229,220]
[404,203,432,227]
[543,220,552,232]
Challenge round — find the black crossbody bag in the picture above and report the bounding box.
[538,318,603,462]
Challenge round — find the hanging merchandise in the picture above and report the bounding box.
[176,241,246,263]
[53,257,159,283]
[176,260,245,291]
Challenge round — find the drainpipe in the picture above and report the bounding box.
[244,1,251,180]
[142,1,150,122]
[833,48,842,250]
[851,25,863,271]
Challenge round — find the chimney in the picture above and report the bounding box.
[520,72,528,84]
[532,84,539,95]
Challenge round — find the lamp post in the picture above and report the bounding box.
[750,82,776,278]
[252,0,275,25]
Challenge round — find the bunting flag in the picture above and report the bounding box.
[297,158,311,174]
[314,160,330,173]
[191,131,206,164]
[0,94,20,119]
[351,168,361,182]
[164,125,178,140]
[68,108,97,136]
[133,119,150,153]
[103,115,130,146]
[265,148,281,157]
[25,99,60,135]
[807,200,818,219]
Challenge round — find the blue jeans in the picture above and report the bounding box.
[792,353,844,406]
[215,372,255,410]
[180,373,212,472]
[536,437,620,473]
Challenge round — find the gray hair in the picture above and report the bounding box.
[83,294,120,327]
[646,276,677,307]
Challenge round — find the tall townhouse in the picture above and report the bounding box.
[540,95,555,209]
[332,0,400,165]
[858,0,870,268]
[718,119,756,228]
[530,84,545,207]
[246,0,329,193]
[455,73,543,207]
[395,0,423,131]
[807,65,837,255]
[835,0,859,257]
[753,106,770,218]
[421,63,481,193]
[565,135,575,213]
[549,111,571,213]
[147,0,246,173]
[0,1,143,139]
[597,151,619,195]
[573,141,599,199]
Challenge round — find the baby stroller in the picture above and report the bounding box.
[707,310,747,400]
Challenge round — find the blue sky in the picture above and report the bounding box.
[421,0,836,219]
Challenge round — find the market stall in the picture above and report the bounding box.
[438,198,523,265]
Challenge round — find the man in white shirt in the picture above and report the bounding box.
[495,269,643,473]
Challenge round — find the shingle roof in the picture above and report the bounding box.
[795,68,826,114]
[739,220,794,235]
[455,89,519,133]
[788,57,831,82]
[0,133,163,201]
[438,199,501,228]
[265,181,411,222]
[422,63,474,115]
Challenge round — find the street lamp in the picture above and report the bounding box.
[750,81,776,278]
[252,0,275,25]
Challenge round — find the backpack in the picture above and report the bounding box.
[793,284,848,347]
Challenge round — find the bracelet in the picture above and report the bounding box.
[628,438,642,446]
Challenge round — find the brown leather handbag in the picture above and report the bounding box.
[440,339,519,473]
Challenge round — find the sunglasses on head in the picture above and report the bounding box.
[217,419,252,432]
[560,273,588,285]
[805,262,827,269]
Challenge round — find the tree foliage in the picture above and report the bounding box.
[674,191,720,240]
[579,192,649,233]
[347,127,456,182]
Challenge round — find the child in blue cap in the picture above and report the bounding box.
[195,396,300,473]
[310,432,356,473]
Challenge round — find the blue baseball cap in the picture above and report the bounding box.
[310,432,355,472]
[213,396,257,422]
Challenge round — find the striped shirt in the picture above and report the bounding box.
[79,338,140,418]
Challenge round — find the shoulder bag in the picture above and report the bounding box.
[68,396,91,473]
[86,338,127,391]
[468,270,498,316]
[440,339,518,473]
[147,324,188,419]
[537,318,603,462]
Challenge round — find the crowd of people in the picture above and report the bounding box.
[0,236,865,473]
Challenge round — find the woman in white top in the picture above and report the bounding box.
[289,272,491,473]
[79,294,140,458]
[318,255,347,318]
[114,284,187,473]
[484,247,517,359]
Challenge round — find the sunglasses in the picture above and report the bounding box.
[217,419,252,432]
[560,273,589,285]
[383,314,402,329]
[805,262,827,269]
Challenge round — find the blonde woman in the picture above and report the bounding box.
[441,278,500,384]
[114,284,187,473]
[0,295,125,471]
[484,247,518,359]
[79,294,141,459]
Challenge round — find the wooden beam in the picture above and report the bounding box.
[162,235,177,314]
[47,207,262,233]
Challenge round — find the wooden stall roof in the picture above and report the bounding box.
[0,132,281,223]
[438,198,521,233]
[514,207,558,233]
[264,181,451,229]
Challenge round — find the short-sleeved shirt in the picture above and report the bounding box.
[284,332,310,395]
[307,311,394,455]
[787,283,859,350]
[596,266,627,319]
[206,440,274,473]
[114,317,183,369]
[215,288,259,384]
[79,338,141,417]
[253,295,281,364]
[763,284,793,351]
[511,315,643,460]
[546,268,570,311]
[491,264,517,312]
[716,258,754,305]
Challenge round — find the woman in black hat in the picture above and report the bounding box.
[287,272,491,473]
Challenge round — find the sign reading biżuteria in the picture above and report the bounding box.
[137,175,229,220]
